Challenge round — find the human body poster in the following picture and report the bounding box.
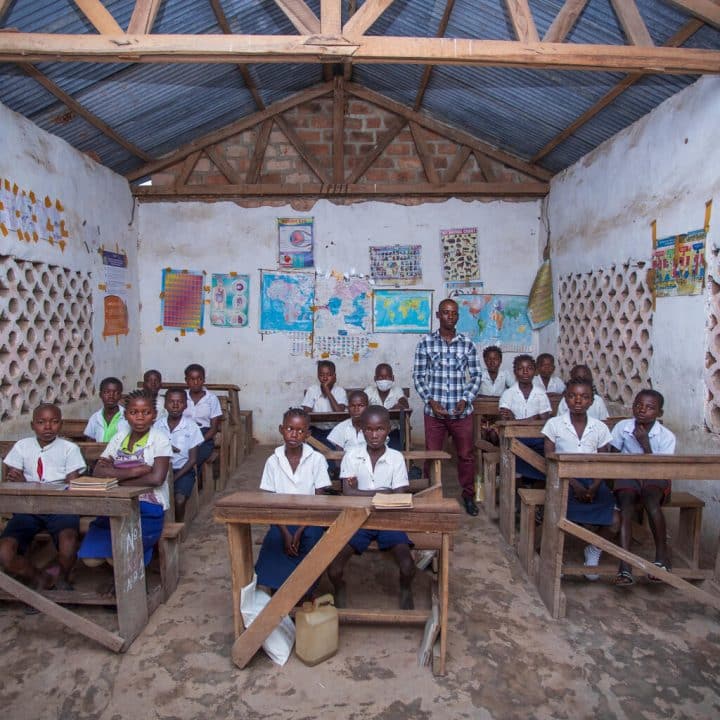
[210,274,249,327]
[653,229,706,297]
[278,217,314,269]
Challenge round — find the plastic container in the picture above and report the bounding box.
[295,594,339,666]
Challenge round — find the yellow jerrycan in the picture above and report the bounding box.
[295,594,339,666]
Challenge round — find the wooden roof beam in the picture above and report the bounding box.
[542,0,589,43]
[663,1,720,30]
[274,0,320,35]
[414,0,456,111]
[73,0,124,34]
[504,0,539,43]
[343,0,396,38]
[609,0,654,47]
[321,0,341,36]
[127,0,164,35]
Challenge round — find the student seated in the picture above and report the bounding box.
[557,364,609,420]
[0,404,86,590]
[533,353,565,394]
[610,389,675,587]
[328,390,369,451]
[301,360,348,450]
[155,388,204,522]
[83,376,130,443]
[327,406,415,610]
[363,363,408,451]
[78,390,171,573]
[479,345,512,396]
[254,408,331,595]
[142,368,167,422]
[183,363,222,468]
[542,379,619,580]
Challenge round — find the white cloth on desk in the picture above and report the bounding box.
[183,388,222,428]
[533,375,566,394]
[479,369,513,396]
[340,445,408,491]
[542,413,612,453]
[260,444,331,495]
[557,394,609,420]
[327,418,365,451]
[610,419,676,455]
[499,383,551,420]
[4,436,85,484]
[155,415,205,470]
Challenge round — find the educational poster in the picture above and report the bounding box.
[446,280,485,297]
[314,335,370,360]
[440,227,479,281]
[210,273,249,327]
[101,250,129,337]
[0,177,69,249]
[653,229,706,297]
[453,293,532,352]
[259,270,315,333]
[278,217,314,269]
[160,268,205,332]
[372,289,433,334]
[369,244,422,282]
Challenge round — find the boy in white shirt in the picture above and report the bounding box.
[364,363,408,451]
[143,369,167,422]
[83,376,130,443]
[183,363,223,468]
[533,353,566,394]
[302,360,348,448]
[479,346,513,396]
[499,355,552,421]
[327,406,415,610]
[155,388,204,522]
[1,404,86,590]
[328,390,369,451]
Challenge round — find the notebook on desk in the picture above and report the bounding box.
[69,476,119,491]
[371,493,413,509]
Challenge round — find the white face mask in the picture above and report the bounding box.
[375,379,394,392]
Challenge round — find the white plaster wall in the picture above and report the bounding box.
[0,102,140,438]
[137,198,543,443]
[545,75,720,542]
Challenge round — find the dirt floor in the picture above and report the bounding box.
[1,445,719,720]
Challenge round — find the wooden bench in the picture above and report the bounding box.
[158,522,183,602]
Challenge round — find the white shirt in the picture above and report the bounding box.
[155,415,205,470]
[327,418,365,451]
[103,427,173,510]
[499,383,552,420]
[364,384,406,409]
[340,445,408,492]
[183,388,222,428]
[610,419,676,455]
[558,394,609,420]
[533,375,566,394]
[302,384,348,412]
[542,413,612,453]
[479,369,513,396]
[154,394,168,422]
[83,407,130,443]
[260,444,331,495]
[4,436,85,484]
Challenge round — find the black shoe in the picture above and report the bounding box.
[463,497,479,516]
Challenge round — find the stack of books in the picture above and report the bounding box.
[371,493,413,510]
[69,476,118,491]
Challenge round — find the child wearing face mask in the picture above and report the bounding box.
[364,363,408,451]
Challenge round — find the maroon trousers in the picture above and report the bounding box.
[423,413,475,499]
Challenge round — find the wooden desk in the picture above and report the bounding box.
[310,409,412,451]
[0,482,153,652]
[538,454,720,619]
[214,490,461,674]
[472,394,562,444]
[56,418,88,441]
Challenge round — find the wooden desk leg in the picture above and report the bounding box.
[111,502,149,650]
[435,532,450,676]
[498,434,516,546]
[227,523,254,639]
[432,459,441,487]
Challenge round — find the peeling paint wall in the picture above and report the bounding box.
[0,101,141,439]
[136,198,543,442]
[543,75,720,541]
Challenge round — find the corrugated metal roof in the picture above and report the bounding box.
[0,0,717,180]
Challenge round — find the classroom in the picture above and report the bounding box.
[1,1,720,718]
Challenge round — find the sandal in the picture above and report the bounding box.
[613,570,634,587]
[648,561,670,583]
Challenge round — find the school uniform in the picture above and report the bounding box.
[83,407,130,443]
[78,427,172,565]
[1,437,86,553]
[327,418,365,451]
[340,446,412,552]
[610,419,676,498]
[154,394,168,422]
[499,383,552,419]
[542,413,615,525]
[558,394,609,420]
[533,375,566,394]
[255,444,331,589]
[364,384,405,450]
[302,384,348,433]
[183,388,222,466]
[155,415,204,497]
[479,369,513,396]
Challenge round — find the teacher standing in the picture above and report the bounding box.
[413,298,482,516]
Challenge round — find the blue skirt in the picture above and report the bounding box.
[255,525,324,590]
[567,479,615,526]
[78,501,165,565]
[515,437,546,482]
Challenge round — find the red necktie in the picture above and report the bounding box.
[37,456,43,481]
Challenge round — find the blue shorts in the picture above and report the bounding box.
[349,529,413,553]
[173,469,197,498]
[0,513,79,555]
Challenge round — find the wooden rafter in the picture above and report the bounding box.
[321,0,342,36]
[274,0,320,35]
[531,18,704,163]
[205,144,241,184]
[127,0,164,34]
[345,117,406,184]
[19,63,152,161]
[414,0,455,111]
[1,34,718,75]
[444,145,471,183]
[542,0,589,43]
[174,151,201,190]
[275,115,332,184]
[610,0,654,47]
[73,0,123,34]
[664,0,720,29]
[409,122,440,185]
[332,76,345,183]
[504,0,539,43]
[247,119,274,184]
[343,0,396,37]
[473,151,499,182]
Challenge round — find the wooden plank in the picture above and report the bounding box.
[532,19,703,162]
[510,437,547,475]
[437,532,450,676]
[274,0,321,35]
[127,0,164,34]
[473,150,498,182]
[126,83,332,181]
[275,115,332,184]
[664,0,720,29]
[609,0,654,47]
[18,63,152,162]
[551,453,720,481]
[414,0,456,111]
[2,34,719,76]
[543,0,590,42]
[346,116,405,184]
[409,122,440,184]
[0,571,125,651]
[332,75,345,183]
[206,144,241,184]
[498,428,516,545]
[504,0,539,43]
[174,150,201,189]
[247,119,274,183]
[343,0,396,37]
[320,0,341,36]
[335,608,428,624]
[74,0,124,34]
[227,523,253,637]
[230,506,370,668]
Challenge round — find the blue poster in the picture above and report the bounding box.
[372,289,433,334]
[453,293,533,352]
[259,270,315,333]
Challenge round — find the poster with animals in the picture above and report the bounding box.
[440,227,479,281]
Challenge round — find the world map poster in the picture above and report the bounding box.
[453,293,533,352]
[372,289,433,334]
[259,270,315,333]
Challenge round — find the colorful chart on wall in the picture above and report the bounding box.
[369,244,422,282]
[372,289,433,334]
[259,270,315,333]
[210,273,249,327]
[278,217,314,269]
[161,268,205,332]
[453,293,532,352]
[440,227,479,281]
[653,229,706,297]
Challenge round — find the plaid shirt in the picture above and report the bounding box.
[412,330,482,419]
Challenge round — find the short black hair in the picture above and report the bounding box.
[347,390,369,404]
[635,388,664,410]
[317,360,336,373]
[184,363,205,377]
[570,363,592,379]
[565,378,593,394]
[513,354,535,370]
[283,407,310,424]
[164,387,186,401]
[143,369,162,381]
[33,403,61,420]
[483,345,502,359]
[536,353,555,365]
[375,362,393,375]
[99,376,123,392]
[361,405,390,426]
